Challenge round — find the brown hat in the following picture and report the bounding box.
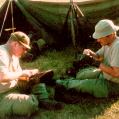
[10,31,31,49]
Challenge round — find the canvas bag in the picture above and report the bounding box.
[0,93,38,118]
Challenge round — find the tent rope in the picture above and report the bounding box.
[0,0,15,38]
[0,0,11,37]
[69,0,85,59]
[11,0,15,33]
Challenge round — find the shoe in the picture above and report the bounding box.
[54,84,81,104]
[39,99,64,110]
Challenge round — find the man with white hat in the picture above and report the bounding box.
[55,19,119,101]
[84,19,119,82]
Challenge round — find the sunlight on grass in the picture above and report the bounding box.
[21,46,75,78]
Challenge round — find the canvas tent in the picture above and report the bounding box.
[0,0,119,49]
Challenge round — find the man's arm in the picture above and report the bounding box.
[0,69,39,82]
[0,71,23,82]
[99,63,119,78]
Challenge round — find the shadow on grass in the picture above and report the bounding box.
[5,93,119,119]
[35,93,119,119]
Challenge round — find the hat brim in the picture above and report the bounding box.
[19,41,31,49]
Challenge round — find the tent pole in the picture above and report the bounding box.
[70,0,79,59]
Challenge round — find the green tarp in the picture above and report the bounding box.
[0,0,119,48]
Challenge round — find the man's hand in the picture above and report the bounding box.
[83,49,95,58]
[18,69,39,81]
[83,49,103,61]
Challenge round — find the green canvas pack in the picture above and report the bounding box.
[0,93,38,118]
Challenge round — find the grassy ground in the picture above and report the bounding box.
[21,46,75,79]
[33,97,119,119]
[1,0,119,118]
[20,46,119,119]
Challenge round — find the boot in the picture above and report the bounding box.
[54,84,81,104]
[31,83,64,110]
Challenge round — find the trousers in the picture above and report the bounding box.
[56,68,119,98]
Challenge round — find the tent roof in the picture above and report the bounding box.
[0,0,118,48]
[29,0,105,4]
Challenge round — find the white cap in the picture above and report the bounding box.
[93,19,119,39]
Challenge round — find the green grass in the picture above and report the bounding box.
[21,46,75,79]
[20,46,119,119]
[33,97,119,119]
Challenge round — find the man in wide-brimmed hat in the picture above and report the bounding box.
[0,31,64,111]
[55,19,119,102]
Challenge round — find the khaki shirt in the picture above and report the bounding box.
[0,44,22,93]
